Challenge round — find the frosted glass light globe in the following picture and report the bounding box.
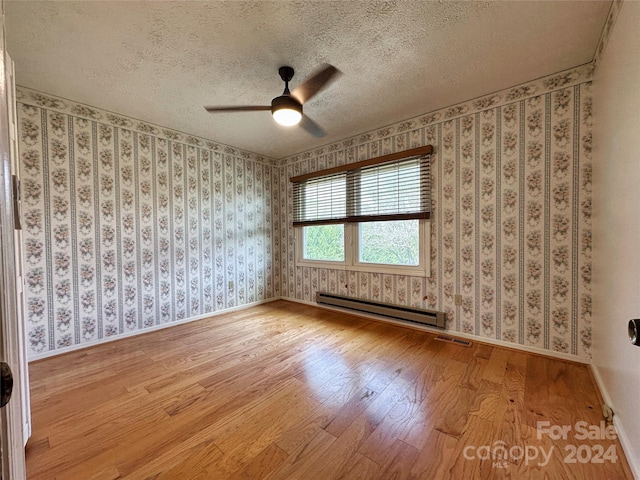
[273,108,302,126]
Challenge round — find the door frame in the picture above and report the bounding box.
[0,2,27,477]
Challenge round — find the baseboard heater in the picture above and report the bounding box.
[316,292,446,329]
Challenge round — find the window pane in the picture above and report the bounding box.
[359,220,419,266]
[303,225,345,261]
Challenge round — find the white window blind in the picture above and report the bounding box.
[295,174,346,224]
[292,146,432,227]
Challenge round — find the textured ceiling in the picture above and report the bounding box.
[5,1,611,159]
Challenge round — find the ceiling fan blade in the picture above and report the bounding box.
[291,64,341,104]
[204,105,271,113]
[299,115,325,137]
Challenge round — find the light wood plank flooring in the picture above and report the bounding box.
[26,300,633,479]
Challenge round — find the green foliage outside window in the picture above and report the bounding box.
[359,220,419,266]
[303,220,419,266]
[303,225,344,261]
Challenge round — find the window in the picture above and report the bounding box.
[292,146,432,275]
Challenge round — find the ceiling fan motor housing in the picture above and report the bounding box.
[271,95,302,115]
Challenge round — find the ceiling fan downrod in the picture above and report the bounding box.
[278,66,295,95]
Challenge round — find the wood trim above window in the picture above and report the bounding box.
[289,145,433,183]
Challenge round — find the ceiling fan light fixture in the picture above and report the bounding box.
[271,95,302,126]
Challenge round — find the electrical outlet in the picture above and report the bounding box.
[454,294,462,306]
[228,280,234,290]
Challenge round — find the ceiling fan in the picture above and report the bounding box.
[204,64,340,137]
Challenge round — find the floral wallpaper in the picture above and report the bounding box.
[279,64,593,359]
[17,87,278,357]
[17,61,594,360]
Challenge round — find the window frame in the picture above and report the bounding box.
[292,146,433,276]
[295,218,431,277]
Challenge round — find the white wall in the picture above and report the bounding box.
[592,1,640,477]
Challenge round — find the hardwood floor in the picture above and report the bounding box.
[26,300,633,479]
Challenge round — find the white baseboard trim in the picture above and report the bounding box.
[590,364,640,479]
[282,296,591,364]
[28,297,280,363]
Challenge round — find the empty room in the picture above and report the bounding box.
[0,0,639,478]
